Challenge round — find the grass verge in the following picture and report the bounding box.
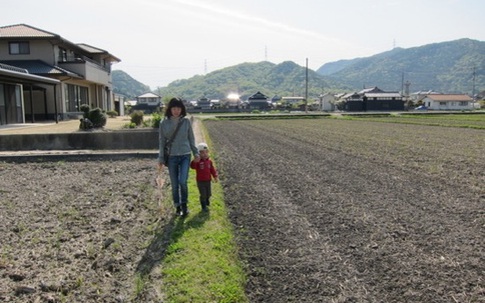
[160,123,248,303]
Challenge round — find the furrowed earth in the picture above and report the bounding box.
[204,118,484,303]
[0,157,171,302]
[1,117,484,302]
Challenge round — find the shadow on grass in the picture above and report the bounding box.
[135,208,211,277]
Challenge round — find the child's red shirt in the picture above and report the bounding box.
[190,158,218,182]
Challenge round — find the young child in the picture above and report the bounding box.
[190,142,218,211]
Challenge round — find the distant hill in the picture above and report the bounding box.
[317,57,362,76]
[112,70,150,99]
[317,38,485,94]
[113,39,484,100]
[156,61,349,101]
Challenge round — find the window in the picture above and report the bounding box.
[64,84,89,112]
[59,47,68,62]
[459,101,467,106]
[9,41,30,54]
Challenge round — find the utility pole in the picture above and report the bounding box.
[472,66,476,101]
[401,72,404,95]
[305,58,308,113]
[404,80,411,109]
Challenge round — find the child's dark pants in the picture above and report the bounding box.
[197,181,212,209]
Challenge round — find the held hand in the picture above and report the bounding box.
[214,177,219,183]
[157,162,164,170]
[194,155,201,162]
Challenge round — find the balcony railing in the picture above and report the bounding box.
[58,54,111,73]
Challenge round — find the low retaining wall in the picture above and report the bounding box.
[0,129,159,151]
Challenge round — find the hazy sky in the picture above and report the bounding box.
[3,0,484,89]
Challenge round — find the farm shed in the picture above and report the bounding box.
[363,93,404,111]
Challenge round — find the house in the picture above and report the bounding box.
[421,94,474,110]
[131,92,162,113]
[248,91,271,110]
[0,62,60,124]
[0,24,120,125]
[339,87,404,111]
[210,99,221,109]
[341,92,363,111]
[196,97,211,110]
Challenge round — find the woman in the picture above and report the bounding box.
[159,97,199,216]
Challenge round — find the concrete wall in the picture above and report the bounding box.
[0,129,159,151]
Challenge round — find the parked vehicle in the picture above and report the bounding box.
[414,105,428,110]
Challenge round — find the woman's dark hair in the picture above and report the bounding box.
[165,97,187,117]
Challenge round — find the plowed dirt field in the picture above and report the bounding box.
[205,118,484,303]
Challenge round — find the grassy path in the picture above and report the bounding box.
[157,118,248,302]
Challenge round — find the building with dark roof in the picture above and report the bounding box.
[341,87,405,111]
[248,91,271,110]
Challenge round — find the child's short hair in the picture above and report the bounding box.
[197,142,209,151]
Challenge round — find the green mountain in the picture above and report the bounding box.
[158,61,348,101]
[112,70,150,98]
[316,57,362,76]
[318,38,485,94]
[113,39,484,100]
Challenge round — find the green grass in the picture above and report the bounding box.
[335,113,485,129]
[160,125,248,303]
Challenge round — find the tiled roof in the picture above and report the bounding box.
[77,43,121,62]
[1,24,121,63]
[426,94,473,101]
[0,60,82,78]
[137,92,160,98]
[342,92,359,99]
[248,91,269,100]
[358,87,384,94]
[0,62,28,73]
[0,24,57,38]
[77,43,105,54]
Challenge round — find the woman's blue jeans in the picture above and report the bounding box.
[167,154,191,207]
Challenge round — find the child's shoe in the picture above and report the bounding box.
[181,204,189,217]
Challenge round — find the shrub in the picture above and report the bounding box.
[151,113,162,128]
[123,122,137,129]
[78,105,106,130]
[80,104,90,118]
[88,107,107,128]
[130,110,144,126]
[106,110,118,118]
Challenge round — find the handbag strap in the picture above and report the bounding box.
[166,118,184,146]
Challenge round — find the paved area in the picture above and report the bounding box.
[0,116,131,135]
[0,115,205,159]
